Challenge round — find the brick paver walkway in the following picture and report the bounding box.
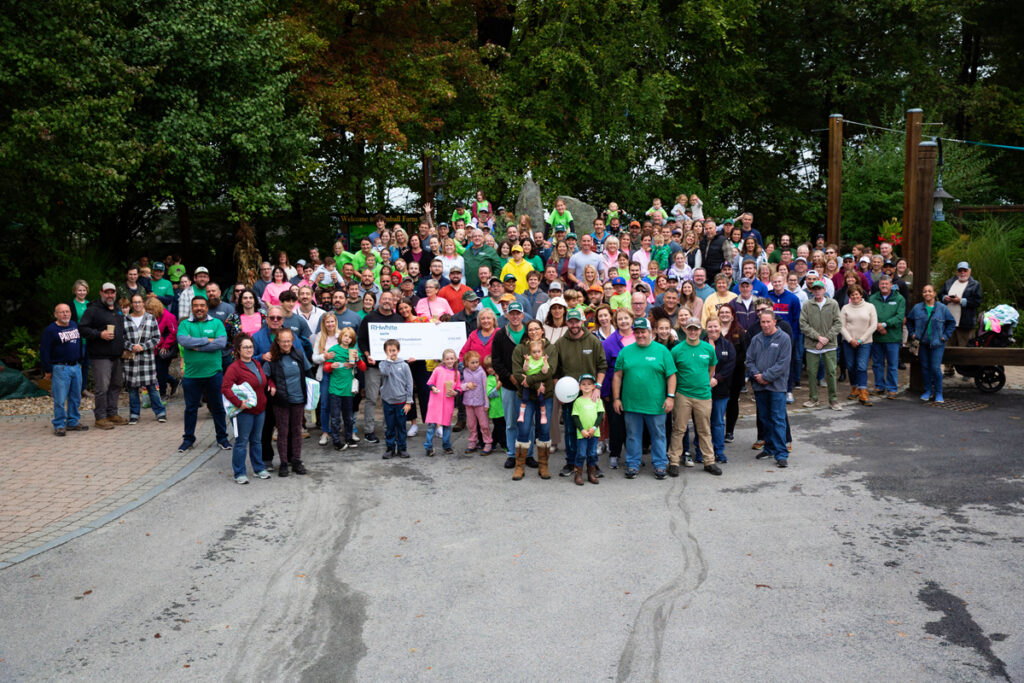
[0,398,216,567]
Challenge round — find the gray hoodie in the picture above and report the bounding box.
[378,358,414,405]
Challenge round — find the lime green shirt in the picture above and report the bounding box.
[548,209,573,229]
[571,395,603,438]
[671,339,717,400]
[609,292,631,310]
[451,209,472,225]
[168,264,186,284]
[615,341,676,415]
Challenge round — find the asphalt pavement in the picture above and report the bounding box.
[1,386,1022,681]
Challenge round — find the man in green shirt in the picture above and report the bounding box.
[149,261,175,307]
[669,319,722,477]
[176,296,230,452]
[613,318,676,480]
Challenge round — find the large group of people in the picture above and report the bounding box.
[40,194,983,484]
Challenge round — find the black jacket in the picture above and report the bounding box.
[491,326,523,387]
[939,276,983,329]
[709,335,737,400]
[78,300,126,359]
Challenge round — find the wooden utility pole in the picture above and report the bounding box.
[902,109,923,259]
[908,141,937,393]
[826,114,843,246]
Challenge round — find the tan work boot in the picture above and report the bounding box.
[573,466,583,486]
[94,418,114,430]
[858,388,873,406]
[537,442,551,479]
[512,443,528,481]
[587,464,600,484]
[108,415,129,425]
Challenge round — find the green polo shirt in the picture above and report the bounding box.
[615,341,676,415]
[671,339,717,400]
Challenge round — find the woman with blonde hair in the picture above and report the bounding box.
[312,314,340,445]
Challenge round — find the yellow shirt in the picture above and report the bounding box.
[499,258,535,294]
[700,290,737,327]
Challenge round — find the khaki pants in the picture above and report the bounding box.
[950,327,973,347]
[805,350,838,402]
[669,395,713,466]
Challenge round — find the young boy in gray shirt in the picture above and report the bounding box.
[378,339,414,459]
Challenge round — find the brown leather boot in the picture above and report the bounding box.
[94,418,114,430]
[573,466,583,486]
[587,464,599,485]
[108,415,129,425]
[512,443,527,481]
[859,388,873,406]
[537,442,551,479]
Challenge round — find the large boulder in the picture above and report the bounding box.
[514,180,545,235]
[557,195,597,235]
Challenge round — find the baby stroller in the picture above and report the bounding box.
[953,304,1018,393]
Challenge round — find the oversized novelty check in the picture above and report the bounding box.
[367,322,468,361]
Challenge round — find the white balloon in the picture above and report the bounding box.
[554,376,580,404]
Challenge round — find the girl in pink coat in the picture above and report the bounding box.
[424,349,461,455]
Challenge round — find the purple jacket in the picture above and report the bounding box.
[461,366,488,407]
[601,330,631,399]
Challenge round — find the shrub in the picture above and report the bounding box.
[933,218,1024,310]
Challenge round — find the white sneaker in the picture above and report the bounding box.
[234,475,249,485]
[255,470,271,479]
[829,401,843,411]
[684,455,695,467]
[351,431,360,442]
[318,433,329,446]
[786,392,795,404]
[819,380,827,388]
[407,424,419,437]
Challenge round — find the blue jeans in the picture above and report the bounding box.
[561,402,578,465]
[790,332,804,390]
[575,436,598,467]
[919,343,945,396]
[872,342,900,392]
[182,373,228,444]
[382,401,407,450]
[232,411,265,477]
[330,393,355,443]
[843,341,872,389]
[518,396,552,443]
[754,390,788,460]
[51,364,82,429]
[501,387,521,456]
[128,384,166,419]
[425,424,451,451]
[624,411,667,470]
[710,396,729,458]
[319,374,331,428]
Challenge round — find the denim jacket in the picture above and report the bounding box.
[907,301,957,347]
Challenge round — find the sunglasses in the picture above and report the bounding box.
[268,316,283,321]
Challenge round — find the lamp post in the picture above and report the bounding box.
[932,139,954,221]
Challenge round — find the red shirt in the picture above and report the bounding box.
[439,283,473,314]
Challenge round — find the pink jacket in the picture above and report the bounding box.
[156,310,179,351]
[425,365,461,426]
[459,329,496,363]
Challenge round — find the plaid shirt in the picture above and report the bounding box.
[123,313,160,387]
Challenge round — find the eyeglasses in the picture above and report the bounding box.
[239,344,254,349]
[268,316,283,320]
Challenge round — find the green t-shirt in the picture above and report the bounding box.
[150,278,174,298]
[768,250,782,264]
[507,327,526,345]
[327,343,362,397]
[177,317,227,379]
[168,264,186,284]
[671,340,717,400]
[525,355,546,376]
[548,209,573,228]
[486,374,503,418]
[609,292,631,310]
[73,299,89,320]
[615,341,676,415]
[571,395,603,438]
[451,209,472,225]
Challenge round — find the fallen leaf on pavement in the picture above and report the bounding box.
[755,584,771,589]
[83,590,92,595]
[154,633,161,638]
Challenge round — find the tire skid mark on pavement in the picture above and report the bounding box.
[616,474,708,682]
[223,461,379,683]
